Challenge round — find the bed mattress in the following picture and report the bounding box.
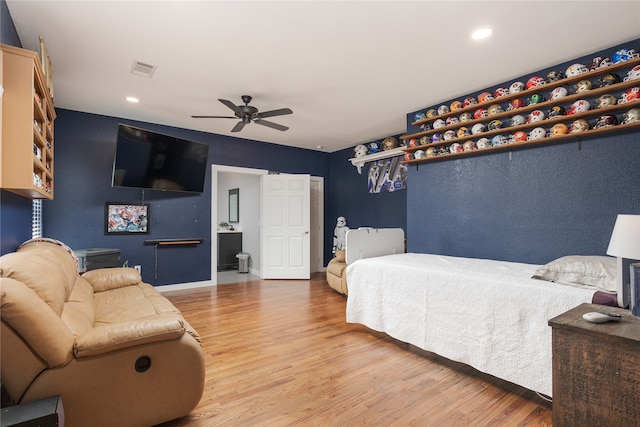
[345,253,606,396]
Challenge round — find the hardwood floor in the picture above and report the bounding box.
[159,274,552,426]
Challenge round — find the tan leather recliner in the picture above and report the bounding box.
[0,239,205,427]
[326,249,348,295]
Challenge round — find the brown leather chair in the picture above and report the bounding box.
[1,239,205,426]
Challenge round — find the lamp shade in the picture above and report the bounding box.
[606,214,640,260]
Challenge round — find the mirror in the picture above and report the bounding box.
[229,188,239,223]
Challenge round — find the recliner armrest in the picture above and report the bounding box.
[82,268,142,292]
[74,316,186,358]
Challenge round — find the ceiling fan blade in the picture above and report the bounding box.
[191,115,237,119]
[231,121,247,132]
[257,108,293,119]
[254,119,289,132]
[218,99,243,116]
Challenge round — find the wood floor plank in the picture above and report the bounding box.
[158,274,552,426]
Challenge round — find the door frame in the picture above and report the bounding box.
[211,165,268,285]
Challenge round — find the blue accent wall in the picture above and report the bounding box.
[405,39,640,264]
[328,146,407,250]
[43,109,331,285]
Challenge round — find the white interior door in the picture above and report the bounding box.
[261,174,310,279]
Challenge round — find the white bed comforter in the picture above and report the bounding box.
[345,253,597,396]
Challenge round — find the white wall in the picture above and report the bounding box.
[217,172,261,271]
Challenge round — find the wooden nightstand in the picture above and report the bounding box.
[548,303,640,427]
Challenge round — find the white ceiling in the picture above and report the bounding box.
[7,1,640,153]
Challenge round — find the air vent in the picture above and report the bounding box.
[130,60,156,78]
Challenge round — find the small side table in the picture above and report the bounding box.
[548,303,640,427]
[0,395,64,427]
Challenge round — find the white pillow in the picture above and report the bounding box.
[532,255,617,293]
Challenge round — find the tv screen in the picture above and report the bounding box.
[112,125,209,193]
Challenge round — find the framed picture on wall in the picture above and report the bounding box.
[104,202,150,235]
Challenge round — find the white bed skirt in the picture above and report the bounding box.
[345,253,596,396]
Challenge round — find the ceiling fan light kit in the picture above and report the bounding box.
[192,95,293,132]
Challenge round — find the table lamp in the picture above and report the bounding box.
[606,214,640,315]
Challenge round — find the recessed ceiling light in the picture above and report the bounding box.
[126,97,140,103]
[472,28,492,40]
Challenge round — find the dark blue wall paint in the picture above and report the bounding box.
[328,146,406,252]
[44,109,331,285]
[405,39,640,264]
[1,0,21,47]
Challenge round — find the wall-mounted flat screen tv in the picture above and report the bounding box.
[112,124,209,193]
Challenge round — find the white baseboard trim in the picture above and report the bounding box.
[157,280,215,293]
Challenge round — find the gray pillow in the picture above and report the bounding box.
[532,255,617,293]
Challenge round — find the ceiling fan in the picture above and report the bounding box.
[192,95,293,132]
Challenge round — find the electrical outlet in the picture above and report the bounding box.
[133,265,141,274]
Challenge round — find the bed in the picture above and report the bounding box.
[344,229,618,397]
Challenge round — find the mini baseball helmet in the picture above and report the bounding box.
[382,136,398,150]
[596,94,617,109]
[450,100,463,111]
[550,123,569,136]
[594,115,618,129]
[528,127,546,140]
[569,119,590,133]
[573,80,593,94]
[478,91,494,103]
[622,108,640,124]
[565,63,589,78]
[546,70,565,83]
[597,73,621,87]
[567,100,591,114]
[509,81,525,94]
[526,76,546,89]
